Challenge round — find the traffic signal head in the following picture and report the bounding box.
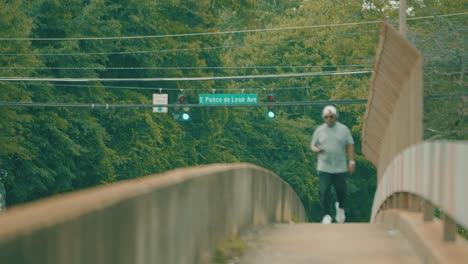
[266,94,276,119]
[176,94,190,121]
[178,94,186,103]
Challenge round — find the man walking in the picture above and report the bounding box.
[310,105,355,224]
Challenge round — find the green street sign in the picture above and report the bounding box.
[198,93,258,105]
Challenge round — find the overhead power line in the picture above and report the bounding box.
[0,12,465,41]
[0,99,369,109]
[0,64,372,71]
[7,82,364,92]
[407,12,468,21]
[0,70,372,82]
[0,21,382,41]
[0,93,460,109]
[0,30,379,57]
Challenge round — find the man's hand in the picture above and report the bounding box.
[311,145,324,153]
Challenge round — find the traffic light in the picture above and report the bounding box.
[266,94,276,119]
[177,94,191,121]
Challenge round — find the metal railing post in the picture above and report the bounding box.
[443,214,457,241]
[423,199,434,222]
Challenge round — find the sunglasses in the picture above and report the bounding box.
[324,115,335,119]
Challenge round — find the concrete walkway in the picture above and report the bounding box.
[237,223,422,264]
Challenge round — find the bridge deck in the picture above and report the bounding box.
[238,223,421,264]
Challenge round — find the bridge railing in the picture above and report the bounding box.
[371,141,468,234]
[0,163,306,264]
[371,141,468,262]
[362,22,468,262]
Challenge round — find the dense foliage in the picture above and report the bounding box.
[0,0,465,222]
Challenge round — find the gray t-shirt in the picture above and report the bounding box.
[311,121,354,173]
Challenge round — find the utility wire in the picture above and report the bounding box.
[2,15,464,58]
[0,30,379,57]
[0,21,382,41]
[407,12,468,21]
[0,70,372,82]
[1,91,463,109]
[8,72,457,93]
[0,12,465,41]
[0,92,461,109]
[0,64,372,71]
[5,82,363,92]
[0,99,369,108]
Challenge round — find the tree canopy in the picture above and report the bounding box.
[0,0,465,222]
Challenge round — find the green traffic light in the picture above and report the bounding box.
[181,112,191,121]
[266,110,276,119]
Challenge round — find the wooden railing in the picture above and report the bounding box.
[362,21,423,182]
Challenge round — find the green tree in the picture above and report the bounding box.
[1,0,463,225]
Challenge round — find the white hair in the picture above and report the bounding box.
[322,105,338,117]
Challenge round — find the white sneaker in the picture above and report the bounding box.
[321,214,332,224]
[335,202,345,223]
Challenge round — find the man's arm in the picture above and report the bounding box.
[310,130,321,153]
[311,128,324,153]
[347,144,354,161]
[347,144,355,174]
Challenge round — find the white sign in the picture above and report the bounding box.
[153,94,168,113]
